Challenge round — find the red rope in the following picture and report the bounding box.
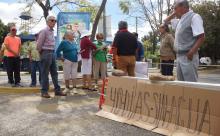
[99,79,107,109]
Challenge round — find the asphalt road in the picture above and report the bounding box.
[0,91,162,136]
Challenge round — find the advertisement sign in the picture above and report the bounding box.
[57,12,91,47]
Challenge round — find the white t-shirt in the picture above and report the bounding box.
[171,10,205,37]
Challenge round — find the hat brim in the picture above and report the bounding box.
[80,33,91,38]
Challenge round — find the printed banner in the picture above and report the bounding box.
[96,76,220,136]
[56,12,91,48]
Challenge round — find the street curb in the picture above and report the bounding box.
[0,86,67,94]
[0,87,40,94]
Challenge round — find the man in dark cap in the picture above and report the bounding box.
[113,21,138,76]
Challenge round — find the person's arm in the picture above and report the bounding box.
[187,14,205,60]
[164,12,176,24]
[87,39,97,50]
[0,44,5,57]
[29,50,32,62]
[167,34,175,50]
[187,34,205,60]
[28,43,32,62]
[135,40,139,56]
[18,38,21,57]
[37,29,46,53]
[139,43,145,60]
[56,41,64,61]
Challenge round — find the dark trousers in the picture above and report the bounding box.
[30,61,41,86]
[161,60,174,76]
[7,57,21,84]
[21,58,30,72]
[40,50,60,94]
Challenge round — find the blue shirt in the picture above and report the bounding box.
[136,41,145,61]
[56,40,78,62]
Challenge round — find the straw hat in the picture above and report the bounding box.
[80,30,91,38]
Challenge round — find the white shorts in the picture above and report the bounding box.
[63,59,78,80]
[77,54,82,62]
[81,58,92,75]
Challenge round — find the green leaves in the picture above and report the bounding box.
[0,20,8,44]
[119,0,131,14]
[192,1,220,63]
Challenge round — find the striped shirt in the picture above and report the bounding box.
[37,26,55,51]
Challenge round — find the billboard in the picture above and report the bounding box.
[57,12,91,47]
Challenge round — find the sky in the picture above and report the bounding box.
[0,0,151,38]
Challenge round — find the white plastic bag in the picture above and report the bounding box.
[135,62,148,78]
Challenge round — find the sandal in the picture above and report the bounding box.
[81,86,89,90]
[88,88,97,92]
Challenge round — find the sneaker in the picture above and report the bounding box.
[55,92,67,96]
[63,88,70,93]
[88,88,97,92]
[15,83,23,87]
[41,93,51,98]
[29,84,36,87]
[94,85,99,89]
[72,88,78,94]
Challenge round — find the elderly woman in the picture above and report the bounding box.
[159,24,175,76]
[56,31,78,93]
[93,33,108,84]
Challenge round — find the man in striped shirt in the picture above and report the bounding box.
[37,16,66,98]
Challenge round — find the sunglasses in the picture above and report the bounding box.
[50,19,57,23]
[11,29,17,32]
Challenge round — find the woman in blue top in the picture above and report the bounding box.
[56,31,78,94]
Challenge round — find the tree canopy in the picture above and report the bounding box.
[193,1,220,63]
[18,0,107,40]
[0,20,9,45]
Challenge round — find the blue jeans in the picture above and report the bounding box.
[40,50,60,94]
[30,61,41,86]
[161,60,174,76]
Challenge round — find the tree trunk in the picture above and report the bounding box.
[91,0,107,41]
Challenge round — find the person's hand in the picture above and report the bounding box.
[164,11,177,24]
[61,57,65,62]
[38,50,42,55]
[101,46,107,50]
[187,49,194,61]
[13,52,19,57]
[171,11,176,16]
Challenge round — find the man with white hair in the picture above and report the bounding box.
[164,0,205,82]
[37,15,66,98]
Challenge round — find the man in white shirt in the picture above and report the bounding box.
[164,0,205,82]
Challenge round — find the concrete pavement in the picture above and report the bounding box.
[0,68,219,136]
[0,91,161,136]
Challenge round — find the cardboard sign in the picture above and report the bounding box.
[96,76,220,136]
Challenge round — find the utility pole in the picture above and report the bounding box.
[103,7,107,42]
[135,16,138,33]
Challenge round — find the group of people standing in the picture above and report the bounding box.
[37,16,112,98]
[1,0,204,98]
[158,0,205,82]
[1,28,41,88]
